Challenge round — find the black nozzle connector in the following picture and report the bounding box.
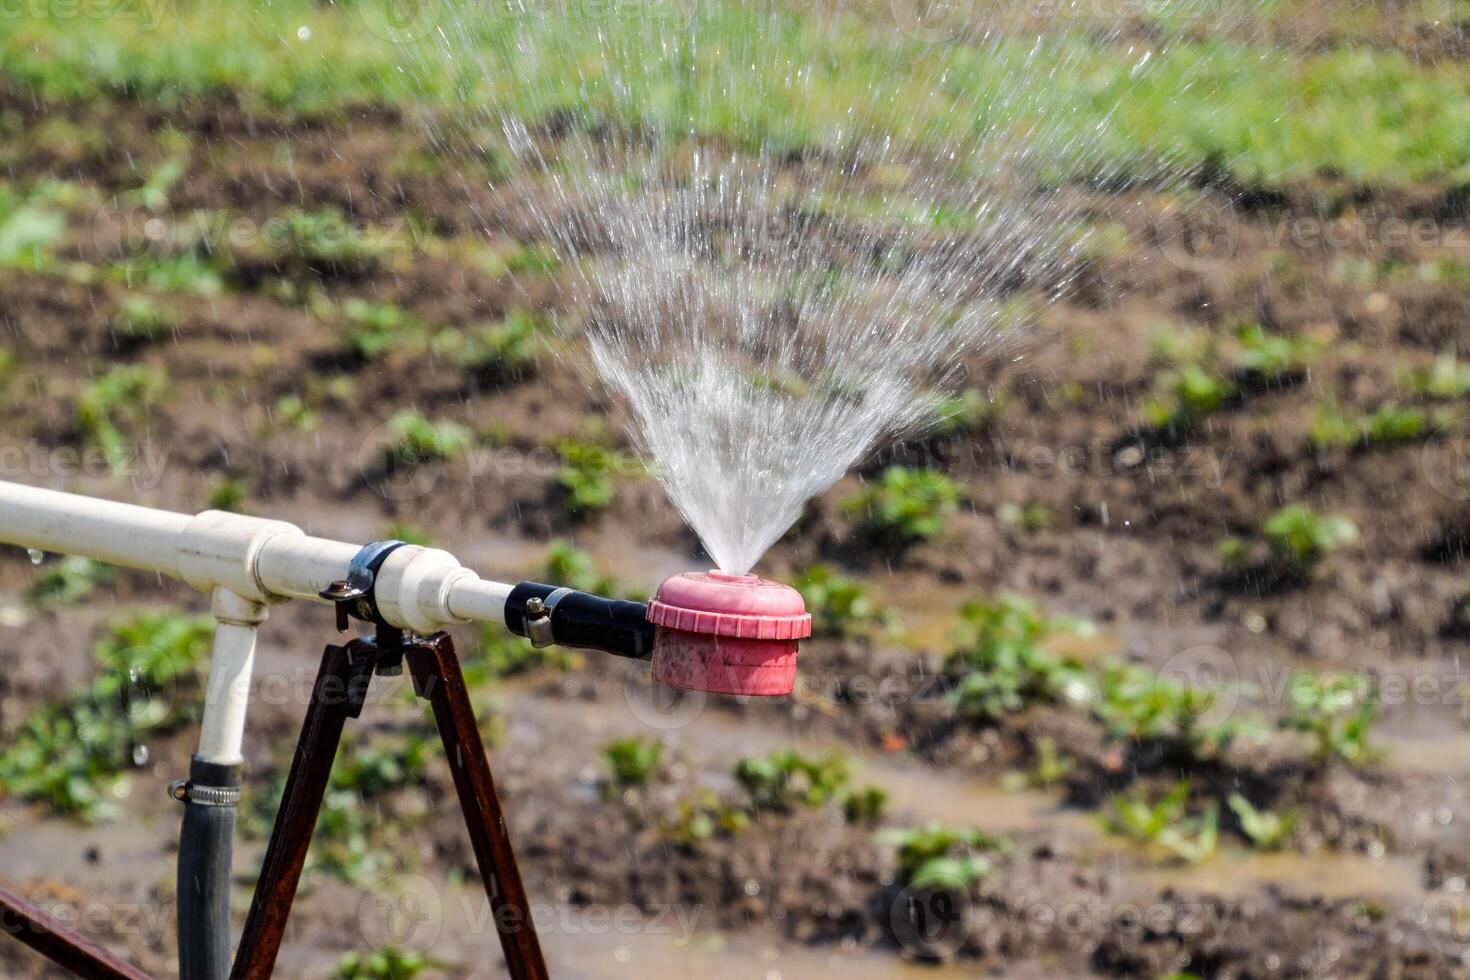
[505,582,655,660]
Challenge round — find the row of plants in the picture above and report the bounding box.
[947,592,1379,768]
[0,610,215,820]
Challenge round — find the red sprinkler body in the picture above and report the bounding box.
[647,571,811,696]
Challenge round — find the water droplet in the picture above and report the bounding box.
[27,548,43,565]
[133,744,150,766]
[296,25,311,41]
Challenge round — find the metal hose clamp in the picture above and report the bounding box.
[523,587,572,648]
[169,780,242,808]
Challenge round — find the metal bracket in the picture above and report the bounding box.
[523,587,570,648]
[318,539,406,632]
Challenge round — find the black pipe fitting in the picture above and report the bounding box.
[175,756,241,980]
[505,582,655,660]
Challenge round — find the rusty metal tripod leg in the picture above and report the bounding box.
[229,632,547,980]
[405,633,549,980]
[0,882,153,980]
[229,640,373,980]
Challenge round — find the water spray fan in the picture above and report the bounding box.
[647,571,811,696]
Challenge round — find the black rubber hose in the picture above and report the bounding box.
[176,756,241,980]
[504,581,655,659]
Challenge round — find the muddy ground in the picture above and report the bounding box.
[1,83,1469,979]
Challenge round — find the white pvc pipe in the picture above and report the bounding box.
[197,589,268,765]
[0,480,514,628]
[0,480,524,762]
[0,481,189,576]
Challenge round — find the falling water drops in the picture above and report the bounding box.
[390,0,1243,574]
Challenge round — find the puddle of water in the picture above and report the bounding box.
[549,928,979,980]
[1137,849,1424,903]
[0,804,168,890]
[1376,726,1470,777]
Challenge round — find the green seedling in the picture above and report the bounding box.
[1312,400,1431,450]
[206,476,247,512]
[792,564,895,638]
[386,413,471,464]
[384,523,433,547]
[276,207,388,279]
[1227,793,1298,850]
[995,501,1055,533]
[666,789,750,844]
[1280,672,1377,764]
[333,731,434,798]
[918,387,1006,436]
[844,466,959,545]
[1102,782,1218,864]
[556,441,638,516]
[335,948,445,980]
[272,394,320,432]
[0,610,213,820]
[542,540,619,596]
[502,242,558,275]
[733,749,851,813]
[243,729,431,884]
[110,295,176,343]
[27,555,114,608]
[1261,505,1359,577]
[876,822,1009,891]
[1230,322,1316,384]
[601,736,665,795]
[466,626,580,683]
[841,785,889,824]
[947,594,1095,722]
[1001,736,1075,791]
[1148,323,1209,365]
[114,252,224,297]
[339,298,416,360]
[1222,504,1359,580]
[1094,661,1252,755]
[431,310,544,380]
[1358,404,1428,447]
[74,365,167,475]
[1411,349,1470,400]
[1307,398,1359,451]
[1144,365,1235,431]
[0,188,65,269]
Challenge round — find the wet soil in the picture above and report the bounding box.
[0,87,1468,979]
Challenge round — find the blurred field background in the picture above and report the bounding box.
[1,1,1469,977]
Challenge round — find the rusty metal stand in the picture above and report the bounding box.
[229,628,548,980]
[0,882,153,980]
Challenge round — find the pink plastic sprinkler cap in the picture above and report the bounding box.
[647,571,812,696]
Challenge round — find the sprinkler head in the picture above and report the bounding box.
[647,571,811,696]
